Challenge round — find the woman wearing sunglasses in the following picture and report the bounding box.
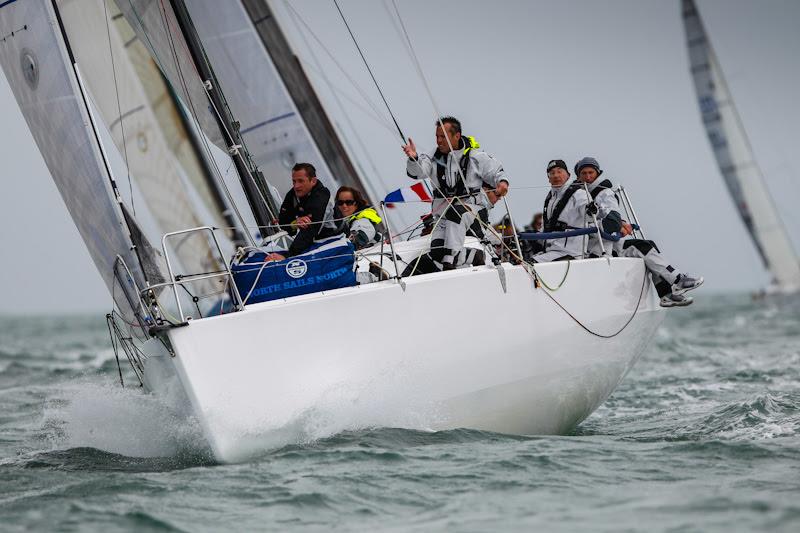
[334,186,383,250]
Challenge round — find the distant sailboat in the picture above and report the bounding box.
[682,0,800,294]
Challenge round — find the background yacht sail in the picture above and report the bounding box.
[682,0,800,292]
[0,0,151,328]
[184,0,373,201]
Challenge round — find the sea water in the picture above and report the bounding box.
[0,294,798,532]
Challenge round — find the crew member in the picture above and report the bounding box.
[267,163,337,261]
[533,159,590,262]
[402,116,509,270]
[334,186,382,250]
[575,156,703,307]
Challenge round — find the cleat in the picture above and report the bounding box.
[660,293,693,308]
[672,274,704,295]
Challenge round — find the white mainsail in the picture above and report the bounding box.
[184,0,373,200]
[682,0,800,292]
[0,0,152,329]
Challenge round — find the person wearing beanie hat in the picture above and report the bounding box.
[575,156,703,307]
[531,158,590,263]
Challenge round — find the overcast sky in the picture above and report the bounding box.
[1,0,799,313]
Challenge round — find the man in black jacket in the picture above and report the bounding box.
[266,163,337,260]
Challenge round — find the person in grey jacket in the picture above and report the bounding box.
[575,156,703,307]
[402,116,509,270]
[533,159,590,262]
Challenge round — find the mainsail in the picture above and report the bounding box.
[682,0,800,291]
[0,0,151,328]
[184,0,373,201]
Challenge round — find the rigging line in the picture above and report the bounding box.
[103,0,134,216]
[124,0,250,245]
[151,0,255,242]
[388,0,471,194]
[158,0,277,223]
[285,2,392,197]
[332,0,406,143]
[283,1,392,130]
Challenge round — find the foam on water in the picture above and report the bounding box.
[39,380,207,459]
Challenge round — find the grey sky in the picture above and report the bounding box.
[1,0,799,313]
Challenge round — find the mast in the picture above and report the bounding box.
[239,0,372,198]
[168,0,278,237]
[682,0,800,291]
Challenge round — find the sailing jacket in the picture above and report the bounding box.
[406,137,508,208]
[537,179,589,261]
[278,181,337,257]
[336,207,383,250]
[586,178,624,256]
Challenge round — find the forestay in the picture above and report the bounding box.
[682,0,800,291]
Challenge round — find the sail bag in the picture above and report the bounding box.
[231,235,357,304]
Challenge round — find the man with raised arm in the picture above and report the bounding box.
[575,156,703,307]
[402,116,509,270]
[265,163,337,261]
[532,159,590,262]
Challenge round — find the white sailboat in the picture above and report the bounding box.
[682,0,800,294]
[0,0,664,463]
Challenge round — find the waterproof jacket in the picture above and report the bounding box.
[337,207,383,250]
[538,179,589,260]
[586,178,624,256]
[278,181,337,257]
[406,137,508,205]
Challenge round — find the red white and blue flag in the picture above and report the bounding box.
[384,180,433,204]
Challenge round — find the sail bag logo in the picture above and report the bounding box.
[286,259,307,278]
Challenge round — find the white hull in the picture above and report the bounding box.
[143,257,663,463]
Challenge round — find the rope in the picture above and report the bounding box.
[103,0,134,216]
[540,267,649,338]
[333,0,406,142]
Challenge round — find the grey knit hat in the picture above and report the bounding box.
[574,156,603,176]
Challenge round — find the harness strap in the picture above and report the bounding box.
[543,183,582,233]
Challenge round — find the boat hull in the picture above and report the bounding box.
[143,257,663,463]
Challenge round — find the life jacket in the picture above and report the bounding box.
[543,182,583,232]
[433,136,481,199]
[349,207,382,225]
[589,179,614,200]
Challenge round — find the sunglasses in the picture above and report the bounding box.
[336,199,356,206]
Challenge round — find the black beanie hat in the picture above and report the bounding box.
[547,159,569,173]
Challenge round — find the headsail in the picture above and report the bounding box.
[56,0,229,282]
[113,0,278,236]
[682,0,800,291]
[0,0,150,329]
[184,0,373,201]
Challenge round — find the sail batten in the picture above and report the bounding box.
[682,0,800,291]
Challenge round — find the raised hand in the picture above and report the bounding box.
[402,137,417,159]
